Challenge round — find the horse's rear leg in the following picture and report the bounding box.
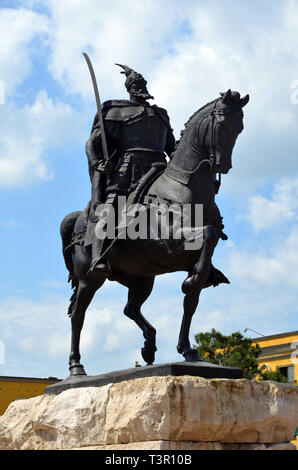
[177,290,202,361]
[124,276,156,365]
[69,279,103,376]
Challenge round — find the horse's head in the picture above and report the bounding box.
[206,89,249,174]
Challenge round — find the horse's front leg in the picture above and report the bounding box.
[69,279,102,376]
[182,224,219,294]
[177,291,202,361]
[124,276,156,365]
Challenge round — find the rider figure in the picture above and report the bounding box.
[85,64,176,276]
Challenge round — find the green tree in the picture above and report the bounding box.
[259,369,288,383]
[194,328,288,382]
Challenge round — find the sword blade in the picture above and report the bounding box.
[83,52,109,161]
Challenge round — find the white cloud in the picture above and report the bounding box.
[228,250,286,285]
[41,0,298,188]
[243,179,298,232]
[0,7,49,93]
[151,2,297,118]
[47,334,69,358]
[3,219,25,228]
[19,336,36,352]
[37,279,65,288]
[0,90,84,188]
[46,0,198,98]
[0,6,87,188]
[225,179,298,291]
[1,1,298,188]
[0,80,5,104]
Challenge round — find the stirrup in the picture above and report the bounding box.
[88,260,111,278]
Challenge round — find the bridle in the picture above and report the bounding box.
[165,99,238,190]
[208,100,223,194]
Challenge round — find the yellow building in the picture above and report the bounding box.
[0,376,60,416]
[253,330,298,384]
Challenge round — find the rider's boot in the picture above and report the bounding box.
[88,237,111,277]
[88,193,117,278]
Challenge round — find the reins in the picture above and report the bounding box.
[165,100,222,190]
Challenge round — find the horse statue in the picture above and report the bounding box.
[61,89,249,376]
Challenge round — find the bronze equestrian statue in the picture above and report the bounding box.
[61,57,249,376]
[85,62,176,276]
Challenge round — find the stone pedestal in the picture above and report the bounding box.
[44,361,242,394]
[0,376,297,450]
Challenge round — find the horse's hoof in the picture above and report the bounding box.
[69,363,87,376]
[183,349,202,362]
[141,346,156,365]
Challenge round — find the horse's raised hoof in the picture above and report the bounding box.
[141,345,157,365]
[183,349,202,362]
[69,363,87,376]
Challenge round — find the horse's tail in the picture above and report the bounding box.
[60,211,82,316]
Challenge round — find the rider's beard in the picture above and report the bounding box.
[130,86,154,101]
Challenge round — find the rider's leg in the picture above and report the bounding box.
[89,192,118,275]
[89,236,110,275]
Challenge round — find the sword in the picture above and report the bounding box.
[83,52,109,162]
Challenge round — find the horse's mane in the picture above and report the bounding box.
[183,97,219,129]
[174,97,220,150]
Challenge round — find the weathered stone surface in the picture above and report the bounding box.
[0,385,112,450]
[72,441,296,451]
[0,376,297,450]
[104,376,298,445]
[72,441,223,450]
[222,442,296,451]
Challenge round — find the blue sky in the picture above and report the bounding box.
[0,0,298,379]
